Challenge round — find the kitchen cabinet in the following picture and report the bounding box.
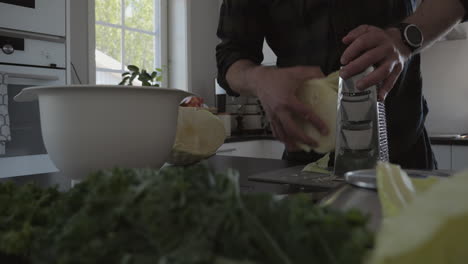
[0,0,67,37]
[451,146,468,171]
[217,140,284,160]
[432,145,452,170]
[431,144,468,171]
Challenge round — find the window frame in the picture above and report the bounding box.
[88,0,168,86]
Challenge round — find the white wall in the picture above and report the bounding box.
[69,0,92,84]
[168,0,221,106]
[421,23,468,135]
[189,0,220,106]
[168,0,190,92]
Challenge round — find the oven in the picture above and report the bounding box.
[0,0,66,37]
[0,32,67,177]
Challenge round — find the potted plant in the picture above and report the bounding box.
[119,65,163,87]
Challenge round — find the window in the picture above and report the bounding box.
[95,0,165,85]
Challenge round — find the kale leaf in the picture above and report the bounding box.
[0,165,373,264]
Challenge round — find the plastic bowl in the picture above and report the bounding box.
[14,85,191,180]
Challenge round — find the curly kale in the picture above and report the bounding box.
[0,181,62,257]
[0,165,373,264]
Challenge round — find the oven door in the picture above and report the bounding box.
[0,64,64,178]
[0,0,66,37]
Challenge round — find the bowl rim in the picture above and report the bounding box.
[14,85,194,102]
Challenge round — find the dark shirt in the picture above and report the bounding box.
[461,0,468,15]
[216,0,436,169]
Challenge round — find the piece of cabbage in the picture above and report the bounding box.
[295,71,339,153]
[377,162,441,218]
[302,153,331,175]
[376,162,417,218]
[368,163,468,264]
[168,107,226,165]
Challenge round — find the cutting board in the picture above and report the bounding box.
[248,165,344,190]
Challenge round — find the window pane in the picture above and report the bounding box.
[95,0,121,25]
[96,71,143,85]
[125,0,154,32]
[96,71,122,85]
[96,25,122,70]
[124,31,154,71]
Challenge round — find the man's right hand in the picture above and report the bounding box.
[245,65,329,151]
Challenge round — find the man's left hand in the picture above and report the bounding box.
[340,25,412,101]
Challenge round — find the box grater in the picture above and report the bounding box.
[334,67,389,176]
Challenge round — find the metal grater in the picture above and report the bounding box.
[377,101,389,162]
[334,67,390,176]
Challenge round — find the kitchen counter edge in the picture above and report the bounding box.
[431,137,468,146]
[225,134,276,143]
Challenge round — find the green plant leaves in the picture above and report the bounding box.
[119,65,163,86]
[119,76,130,85]
[142,80,151,86]
[143,71,152,81]
[127,65,140,72]
[129,72,138,85]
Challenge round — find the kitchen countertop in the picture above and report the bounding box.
[225,134,468,146]
[430,135,468,146]
[4,155,455,232]
[202,155,333,195]
[0,155,379,228]
[225,134,276,143]
[204,156,379,228]
[0,155,302,194]
[0,155,337,207]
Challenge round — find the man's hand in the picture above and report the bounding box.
[247,66,329,151]
[340,25,412,101]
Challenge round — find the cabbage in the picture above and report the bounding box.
[369,163,468,264]
[295,71,339,153]
[168,107,226,165]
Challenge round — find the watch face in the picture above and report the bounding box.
[405,25,423,47]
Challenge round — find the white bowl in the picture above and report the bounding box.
[14,85,191,180]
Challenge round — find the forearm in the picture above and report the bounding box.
[226,60,270,97]
[404,0,466,51]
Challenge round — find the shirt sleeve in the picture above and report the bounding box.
[216,0,267,96]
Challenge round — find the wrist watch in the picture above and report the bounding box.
[395,23,424,52]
